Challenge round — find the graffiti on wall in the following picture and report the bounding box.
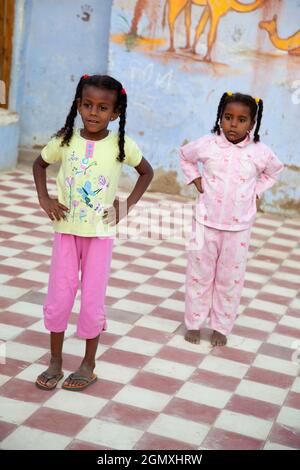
[111,0,299,62]
[259,14,300,55]
[109,0,300,210]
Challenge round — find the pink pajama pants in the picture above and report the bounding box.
[185,224,251,335]
[43,233,114,339]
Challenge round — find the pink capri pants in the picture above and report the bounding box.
[43,233,114,339]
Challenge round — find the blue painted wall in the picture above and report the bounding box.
[13,0,113,147]
[0,111,20,170]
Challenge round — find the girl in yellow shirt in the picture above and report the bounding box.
[33,74,153,391]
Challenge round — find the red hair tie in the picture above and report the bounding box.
[121,88,126,95]
[82,74,90,79]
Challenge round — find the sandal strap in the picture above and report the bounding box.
[40,371,62,381]
[67,373,95,383]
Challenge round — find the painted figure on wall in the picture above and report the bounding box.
[128,0,267,61]
[162,0,266,61]
[259,14,300,55]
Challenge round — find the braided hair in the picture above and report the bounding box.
[211,92,263,142]
[55,74,127,162]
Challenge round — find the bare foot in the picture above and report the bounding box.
[211,330,227,347]
[185,330,200,344]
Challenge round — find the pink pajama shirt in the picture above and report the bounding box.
[180,132,283,334]
[44,233,114,339]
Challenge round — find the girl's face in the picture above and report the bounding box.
[77,85,119,140]
[221,102,255,144]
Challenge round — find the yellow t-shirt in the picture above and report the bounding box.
[41,129,143,237]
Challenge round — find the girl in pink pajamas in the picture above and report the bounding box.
[180,92,283,346]
[33,75,153,391]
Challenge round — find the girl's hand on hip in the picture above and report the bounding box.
[193,177,204,193]
[39,196,69,221]
[103,198,126,226]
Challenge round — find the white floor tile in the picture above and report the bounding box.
[1,425,71,450]
[160,298,185,312]
[290,298,300,310]
[113,385,171,412]
[0,285,29,299]
[155,270,185,283]
[144,357,195,381]
[228,335,262,353]
[235,315,275,332]
[95,361,138,384]
[44,390,107,418]
[235,379,288,405]
[244,272,268,284]
[7,302,43,318]
[135,315,180,333]
[5,341,47,362]
[199,356,249,379]
[0,323,24,341]
[215,410,273,440]
[148,414,209,446]
[135,284,175,298]
[105,298,155,315]
[258,249,287,260]
[273,271,300,283]
[291,377,300,393]
[76,419,143,450]
[106,320,133,336]
[279,315,300,330]
[177,382,231,408]
[253,354,299,376]
[248,299,287,316]
[261,284,297,298]
[18,271,49,283]
[113,336,162,356]
[106,286,130,299]
[268,333,298,349]
[0,247,22,257]
[0,396,38,424]
[132,257,167,270]
[111,270,151,284]
[276,406,300,430]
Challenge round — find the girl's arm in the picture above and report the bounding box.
[256,151,284,198]
[179,144,201,186]
[33,155,69,221]
[179,137,210,193]
[104,157,153,225]
[127,157,154,211]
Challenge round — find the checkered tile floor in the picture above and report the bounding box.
[0,170,300,450]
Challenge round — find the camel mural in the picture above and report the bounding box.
[129,0,266,61]
[259,14,300,55]
[162,0,266,61]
